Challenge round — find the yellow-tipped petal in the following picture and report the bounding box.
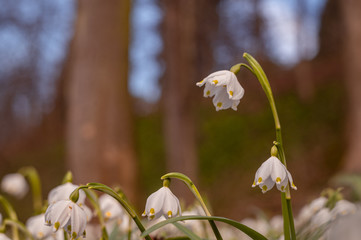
[212,80,218,84]
[257,177,263,183]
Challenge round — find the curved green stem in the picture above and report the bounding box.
[0,195,19,240]
[161,172,223,240]
[3,219,34,240]
[70,184,151,240]
[243,53,296,240]
[19,167,43,214]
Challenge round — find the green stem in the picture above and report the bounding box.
[0,195,19,240]
[281,193,290,240]
[161,172,223,240]
[19,167,43,214]
[3,219,34,240]
[71,184,152,240]
[243,53,296,240]
[286,199,296,239]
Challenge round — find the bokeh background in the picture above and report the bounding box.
[1,0,361,222]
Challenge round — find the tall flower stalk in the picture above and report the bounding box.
[241,53,296,240]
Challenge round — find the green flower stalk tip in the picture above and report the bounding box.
[62,171,73,184]
[271,145,278,157]
[69,189,80,203]
[230,64,241,74]
[162,178,171,187]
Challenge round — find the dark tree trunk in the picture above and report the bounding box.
[66,0,138,200]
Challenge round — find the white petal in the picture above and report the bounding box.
[259,177,275,193]
[48,183,86,204]
[46,200,72,231]
[162,188,181,218]
[70,202,87,239]
[204,70,230,83]
[269,157,287,184]
[212,88,233,111]
[331,200,357,218]
[144,187,167,219]
[99,194,123,221]
[276,175,288,192]
[255,158,273,185]
[26,214,53,239]
[231,99,240,111]
[226,73,244,100]
[286,170,297,190]
[203,82,217,98]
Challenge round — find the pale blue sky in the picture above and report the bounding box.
[0,0,327,105]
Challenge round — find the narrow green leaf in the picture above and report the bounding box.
[172,222,202,240]
[141,215,267,240]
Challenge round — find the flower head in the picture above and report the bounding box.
[196,70,244,111]
[1,173,28,199]
[26,214,53,239]
[48,182,86,204]
[252,156,297,193]
[45,200,87,240]
[142,186,181,220]
[99,194,124,221]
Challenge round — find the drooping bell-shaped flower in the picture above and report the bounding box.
[48,182,86,204]
[99,194,124,221]
[196,70,244,111]
[1,173,28,199]
[252,156,297,193]
[26,214,53,239]
[45,200,87,240]
[142,187,181,220]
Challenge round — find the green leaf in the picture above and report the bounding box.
[141,215,267,240]
[172,222,203,240]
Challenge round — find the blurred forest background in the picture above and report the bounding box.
[1,0,361,221]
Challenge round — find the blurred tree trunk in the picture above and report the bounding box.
[340,0,361,172]
[161,0,219,201]
[66,0,138,200]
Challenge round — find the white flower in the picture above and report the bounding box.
[45,200,87,240]
[310,208,332,228]
[0,233,11,240]
[1,173,28,199]
[26,214,53,239]
[142,187,181,220]
[296,197,327,227]
[48,183,86,204]
[196,70,244,111]
[252,156,297,193]
[99,194,124,221]
[331,200,357,219]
